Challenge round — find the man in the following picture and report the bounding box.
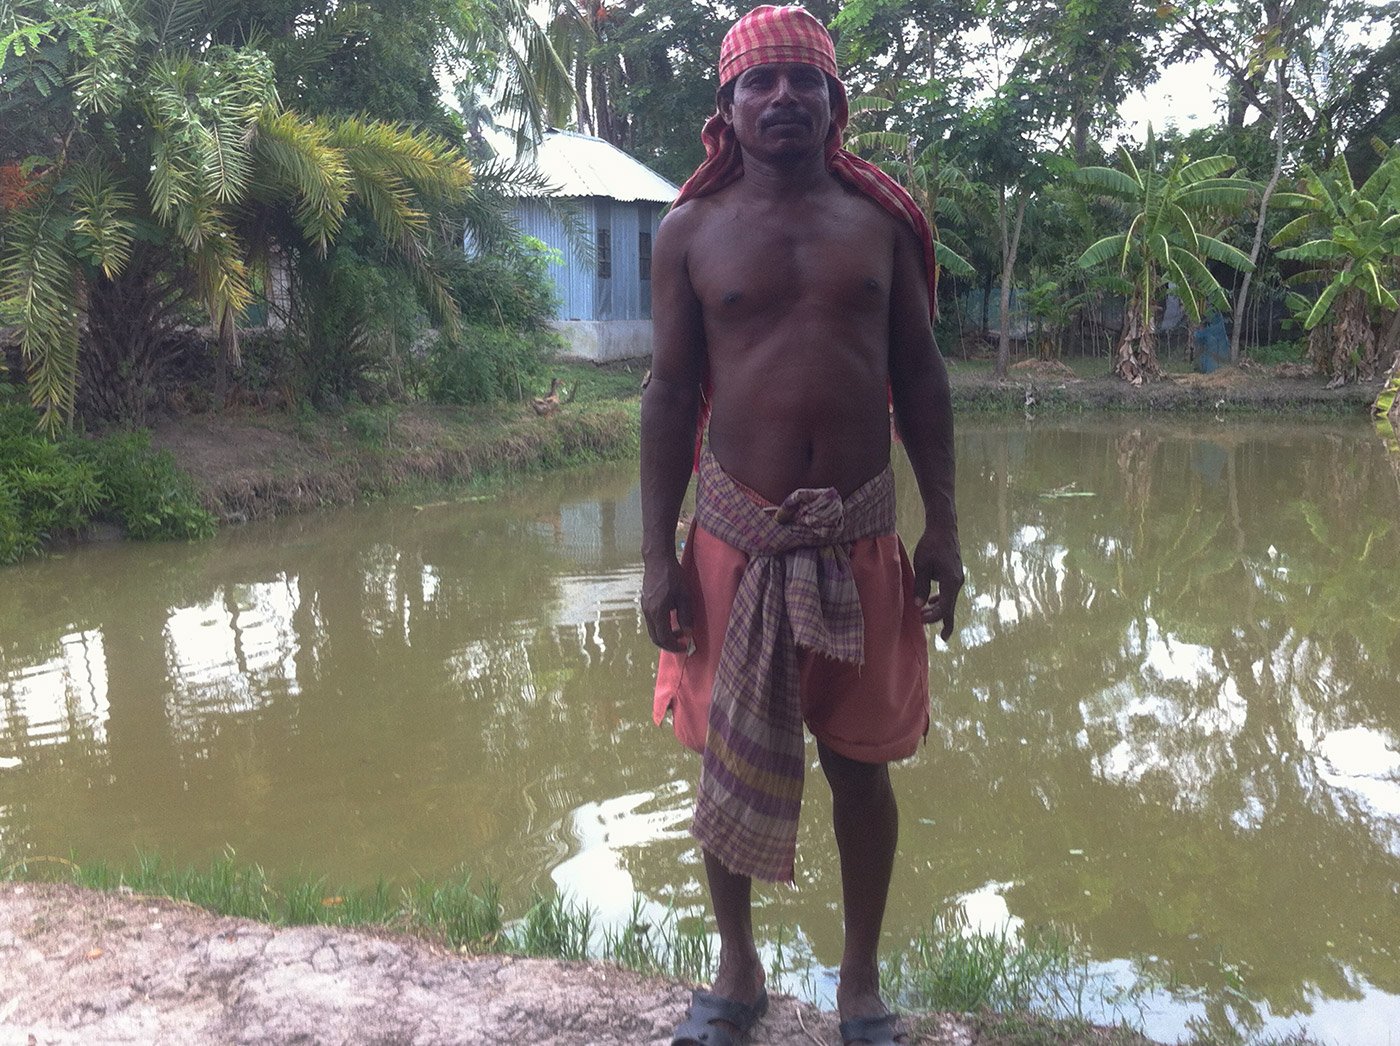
[640,6,963,1045]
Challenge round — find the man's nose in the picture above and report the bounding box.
[773,75,799,103]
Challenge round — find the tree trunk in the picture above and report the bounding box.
[994,189,1028,380]
[1231,60,1286,363]
[1313,290,1379,382]
[1115,297,1159,384]
[80,251,191,425]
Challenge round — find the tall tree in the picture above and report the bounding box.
[1169,0,1400,166]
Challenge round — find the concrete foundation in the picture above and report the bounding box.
[553,320,653,363]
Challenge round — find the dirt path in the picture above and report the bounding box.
[1,884,1017,1045]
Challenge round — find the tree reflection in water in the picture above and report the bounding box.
[1,425,1398,1041]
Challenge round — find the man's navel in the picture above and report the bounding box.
[723,291,742,305]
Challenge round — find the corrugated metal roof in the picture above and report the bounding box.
[502,128,678,204]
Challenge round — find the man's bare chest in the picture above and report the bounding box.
[688,201,894,318]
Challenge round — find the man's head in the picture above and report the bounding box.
[714,5,848,159]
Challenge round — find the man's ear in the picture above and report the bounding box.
[717,84,734,124]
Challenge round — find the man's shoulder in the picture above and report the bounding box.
[659,188,737,237]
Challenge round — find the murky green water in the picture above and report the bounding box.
[3,418,1399,1042]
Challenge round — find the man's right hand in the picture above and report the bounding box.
[641,556,694,653]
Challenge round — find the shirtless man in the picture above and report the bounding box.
[640,7,962,1045]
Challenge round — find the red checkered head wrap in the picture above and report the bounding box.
[719,5,841,101]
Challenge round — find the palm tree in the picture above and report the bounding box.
[1270,147,1400,384]
[1,0,473,430]
[464,0,576,155]
[1073,126,1256,383]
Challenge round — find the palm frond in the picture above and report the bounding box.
[1178,155,1236,184]
[1270,212,1323,247]
[1076,233,1129,269]
[1275,238,1350,263]
[1195,235,1254,271]
[1073,165,1139,198]
[1269,192,1321,210]
[1303,276,1347,330]
[1172,250,1230,313]
[0,200,80,433]
[932,240,975,278]
[252,109,350,252]
[1167,258,1203,323]
[1175,184,1254,210]
[68,161,134,278]
[845,130,910,156]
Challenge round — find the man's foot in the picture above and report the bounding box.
[836,976,905,1044]
[838,1011,906,1045]
[670,987,769,1045]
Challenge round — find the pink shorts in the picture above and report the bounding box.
[652,521,930,764]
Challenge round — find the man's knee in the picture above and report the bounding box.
[817,740,891,794]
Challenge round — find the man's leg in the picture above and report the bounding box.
[670,850,766,1043]
[817,739,899,1025]
[703,848,766,1004]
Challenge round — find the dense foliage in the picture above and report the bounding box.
[0,398,214,562]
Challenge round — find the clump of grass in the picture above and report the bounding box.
[883,913,1073,1014]
[4,852,674,970]
[512,890,592,960]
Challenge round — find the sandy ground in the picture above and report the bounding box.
[0,884,1158,1046]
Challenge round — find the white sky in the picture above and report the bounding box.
[1118,57,1223,140]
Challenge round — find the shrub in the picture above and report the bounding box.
[68,431,217,541]
[0,402,215,563]
[425,323,556,405]
[424,239,563,405]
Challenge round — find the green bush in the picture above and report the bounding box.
[0,403,215,563]
[291,220,428,406]
[424,239,563,405]
[447,239,560,332]
[68,431,217,541]
[1246,340,1307,365]
[425,322,556,405]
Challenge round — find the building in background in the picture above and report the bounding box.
[485,129,678,363]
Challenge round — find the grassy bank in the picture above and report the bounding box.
[154,361,643,526]
[944,358,1381,415]
[0,400,216,564]
[3,852,1160,1045]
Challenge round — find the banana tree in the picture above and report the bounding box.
[1,0,473,430]
[1270,148,1400,384]
[845,97,978,286]
[1073,126,1256,383]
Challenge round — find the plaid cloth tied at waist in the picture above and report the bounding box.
[690,448,897,882]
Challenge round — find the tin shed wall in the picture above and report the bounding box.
[513,198,597,321]
[510,198,665,323]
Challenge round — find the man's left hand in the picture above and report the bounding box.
[912,527,964,642]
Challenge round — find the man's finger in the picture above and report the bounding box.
[939,604,956,641]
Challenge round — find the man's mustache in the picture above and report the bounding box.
[761,113,812,129]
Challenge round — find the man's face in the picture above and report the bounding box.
[719,62,833,160]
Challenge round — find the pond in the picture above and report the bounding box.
[2,417,1398,1043]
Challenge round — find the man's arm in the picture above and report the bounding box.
[640,205,706,652]
[887,221,964,641]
